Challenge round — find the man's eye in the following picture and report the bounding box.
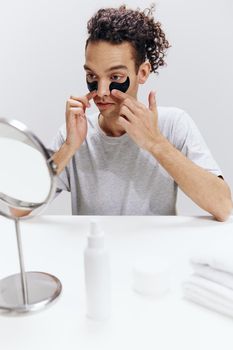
[111,75,122,82]
[86,74,97,82]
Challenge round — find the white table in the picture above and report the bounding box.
[0,215,233,350]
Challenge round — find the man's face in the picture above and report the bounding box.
[84,41,140,118]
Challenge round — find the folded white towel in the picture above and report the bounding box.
[183,274,233,318]
[190,236,233,275]
[190,264,233,290]
[183,236,233,318]
[188,236,233,289]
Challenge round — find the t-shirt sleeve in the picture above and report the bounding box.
[48,126,71,193]
[172,109,223,177]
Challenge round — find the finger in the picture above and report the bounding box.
[67,99,84,108]
[120,105,135,122]
[117,115,131,132]
[111,89,134,101]
[70,90,97,107]
[70,107,85,116]
[66,101,84,116]
[84,90,97,106]
[86,90,97,101]
[112,90,145,113]
[66,107,84,123]
[121,98,138,114]
[148,90,157,112]
[70,91,97,101]
[75,113,87,126]
[69,96,90,108]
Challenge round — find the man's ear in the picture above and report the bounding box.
[138,61,151,84]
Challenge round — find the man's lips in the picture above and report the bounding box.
[96,102,115,105]
[95,101,116,110]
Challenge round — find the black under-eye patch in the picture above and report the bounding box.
[86,76,130,93]
[109,76,130,92]
[86,80,98,92]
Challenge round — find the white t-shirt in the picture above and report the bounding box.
[50,107,222,215]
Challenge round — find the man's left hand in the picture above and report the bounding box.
[111,89,163,152]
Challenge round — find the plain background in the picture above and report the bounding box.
[0,0,232,215]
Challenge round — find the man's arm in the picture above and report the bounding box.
[11,91,96,218]
[150,136,232,222]
[112,89,233,221]
[51,142,75,175]
[52,90,97,175]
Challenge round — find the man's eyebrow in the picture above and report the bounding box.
[83,64,93,71]
[105,65,128,72]
[83,64,128,72]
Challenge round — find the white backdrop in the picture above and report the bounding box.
[0,0,232,215]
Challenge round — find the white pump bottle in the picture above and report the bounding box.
[84,221,111,321]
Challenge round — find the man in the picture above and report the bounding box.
[51,5,232,220]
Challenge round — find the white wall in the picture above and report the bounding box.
[0,0,232,215]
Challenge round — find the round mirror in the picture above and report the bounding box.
[0,118,62,314]
[0,118,57,218]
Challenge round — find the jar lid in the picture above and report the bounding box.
[132,256,172,297]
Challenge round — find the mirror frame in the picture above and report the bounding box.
[0,117,57,220]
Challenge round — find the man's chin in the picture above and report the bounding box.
[98,106,119,118]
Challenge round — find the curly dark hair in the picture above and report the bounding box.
[86,4,170,74]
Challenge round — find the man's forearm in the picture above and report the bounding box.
[52,143,76,175]
[150,136,233,221]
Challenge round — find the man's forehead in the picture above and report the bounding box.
[85,41,135,72]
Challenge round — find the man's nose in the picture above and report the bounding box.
[96,80,110,98]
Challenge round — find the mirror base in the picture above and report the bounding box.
[0,271,62,314]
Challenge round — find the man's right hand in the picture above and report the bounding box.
[51,90,96,175]
[65,90,97,152]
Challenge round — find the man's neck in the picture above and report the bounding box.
[98,113,126,137]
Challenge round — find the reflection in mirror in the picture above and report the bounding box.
[0,118,62,314]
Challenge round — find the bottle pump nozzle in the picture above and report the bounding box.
[88,221,104,249]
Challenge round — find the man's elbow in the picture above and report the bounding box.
[213,198,233,222]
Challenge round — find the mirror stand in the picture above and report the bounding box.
[0,117,62,314]
[0,218,62,314]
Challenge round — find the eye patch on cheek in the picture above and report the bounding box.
[86,76,130,93]
[109,76,130,93]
